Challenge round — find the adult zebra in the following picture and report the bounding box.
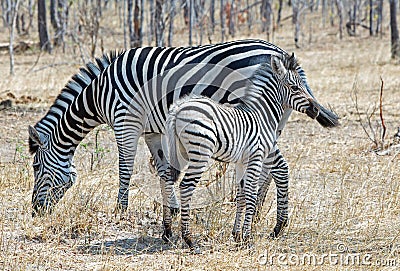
[164,54,321,249]
[28,40,338,232]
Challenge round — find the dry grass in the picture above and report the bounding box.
[1,9,400,270]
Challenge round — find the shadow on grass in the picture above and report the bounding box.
[77,236,177,256]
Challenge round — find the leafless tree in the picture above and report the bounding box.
[50,0,68,48]
[261,0,272,40]
[38,0,52,52]
[168,0,176,46]
[155,0,165,46]
[2,0,20,75]
[389,0,400,59]
[220,0,225,42]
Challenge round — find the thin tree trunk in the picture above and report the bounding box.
[9,0,20,75]
[149,0,154,44]
[168,0,176,46]
[277,0,283,25]
[261,0,272,40]
[390,0,400,59]
[155,0,165,46]
[369,0,373,36]
[50,0,59,30]
[38,0,52,52]
[123,0,127,49]
[133,0,141,47]
[188,0,194,45]
[210,0,215,33]
[220,0,225,42]
[375,0,383,36]
[335,0,343,39]
[292,0,300,48]
[128,0,134,47]
[54,0,68,48]
[140,0,144,45]
[228,0,235,37]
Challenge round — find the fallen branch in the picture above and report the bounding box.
[379,77,386,145]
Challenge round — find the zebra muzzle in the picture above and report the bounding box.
[305,99,320,119]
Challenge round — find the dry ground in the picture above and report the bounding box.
[0,15,400,271]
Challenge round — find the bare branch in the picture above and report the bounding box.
[379,77,386,145]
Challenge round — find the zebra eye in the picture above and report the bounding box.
[291,86,301,92]
[33,163,40,172]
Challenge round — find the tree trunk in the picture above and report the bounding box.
[133,0,141,47]
[38,0,52,52]
[369,0,373,36]
[149,0,154,44]
[155,0,165,46]
[277,0,283,25]
[335,0,343,39]
[292,0,300,48]
[188,0,194,45]
[140,0,144,46]
[128,0,134,47]
[390,0,400,59]
[228,0,235,37]
[168,0,176,46]
[375,0,383,36]
[220,0,225,42]
[9,0,20,75]
[210,0,215,33]
[50,0,59,30]
[261,0,272,40]
[51,0,68,48]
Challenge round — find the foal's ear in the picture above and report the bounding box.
[29,125,46,148]
[271,55,287,79]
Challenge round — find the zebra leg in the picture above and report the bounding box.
[114,125,142,212]
[179,163,207,250]
[144,134,179,241]
[254,163,273,223]
[269,149,289,238]
[255,145,279,219]
[241,158,263,243]
[232,164,246,242]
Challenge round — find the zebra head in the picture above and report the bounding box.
[271,53,320,119]
[29,125,77,216]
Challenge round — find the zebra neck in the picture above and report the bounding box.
[241,92,284,138]
[38,87,103,156]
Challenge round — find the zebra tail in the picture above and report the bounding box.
[166,110,181,182]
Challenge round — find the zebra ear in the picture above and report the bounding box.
[271,55,287,79]
[29,125,45,148]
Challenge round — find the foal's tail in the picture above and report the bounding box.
[166,106,181,182]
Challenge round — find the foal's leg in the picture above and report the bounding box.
[232,163,246,243]
[144,134,180,241]
[241,155,263,242]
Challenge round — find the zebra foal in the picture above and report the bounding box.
[164,53,321,249]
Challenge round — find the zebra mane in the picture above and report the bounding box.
[29,50,124,154]
[244,53,300,101]
[281,52,300,71]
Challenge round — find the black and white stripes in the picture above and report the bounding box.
[28,40,338,233]
[163,54,322,248]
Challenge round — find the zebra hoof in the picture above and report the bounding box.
[191,246,201,254]
[270,220,288,238]
[232,231,241,243]
[170,207,180,217]
[162,227,173,243]
[114,203,128,214]
[183,234,195,250]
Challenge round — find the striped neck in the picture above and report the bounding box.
[30,52,123,156]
